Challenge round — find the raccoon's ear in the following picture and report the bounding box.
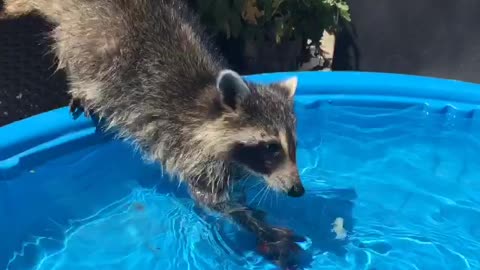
[216,69,251,110]
[277,77,298,99]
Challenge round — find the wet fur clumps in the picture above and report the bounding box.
[2,1,306,267]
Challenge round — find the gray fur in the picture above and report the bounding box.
[3,1,305,266]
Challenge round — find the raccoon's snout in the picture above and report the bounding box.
[287,183,305,197]
[285,172,305,197]
[268,168,305,197]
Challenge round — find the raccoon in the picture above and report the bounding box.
[3,0,306,266]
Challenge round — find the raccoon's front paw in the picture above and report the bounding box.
[257,227,306,269]
[69,97,91,119]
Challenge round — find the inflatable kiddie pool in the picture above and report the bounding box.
[1,71,479,269]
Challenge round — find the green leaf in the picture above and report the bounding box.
[336,2,351,21]
[196,0,351,42]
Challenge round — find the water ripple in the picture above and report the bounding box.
[4,103,480,269]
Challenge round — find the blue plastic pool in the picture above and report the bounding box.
[1,71,480,270]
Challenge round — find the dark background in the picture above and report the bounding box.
[0,14,69,126]
[1,0,480,126]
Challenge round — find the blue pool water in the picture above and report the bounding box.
[1,72,480,269]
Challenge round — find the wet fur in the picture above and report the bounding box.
[2,0,304,267]
[5,0,227,197]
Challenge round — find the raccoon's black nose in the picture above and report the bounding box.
[287,184,305,197]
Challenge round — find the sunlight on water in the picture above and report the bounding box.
[2,101,480,269]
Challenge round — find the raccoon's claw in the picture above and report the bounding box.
[69,97,84,118]
[257,227,306,269]
[69,97,91,119]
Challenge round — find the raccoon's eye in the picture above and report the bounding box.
[265,142,282,157]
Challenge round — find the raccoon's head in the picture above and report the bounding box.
[196,69,304,197]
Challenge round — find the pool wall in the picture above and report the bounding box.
[2,71,480,180]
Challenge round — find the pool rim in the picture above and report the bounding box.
[2,71,480,178]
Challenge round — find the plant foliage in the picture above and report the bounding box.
[195,0,351,43]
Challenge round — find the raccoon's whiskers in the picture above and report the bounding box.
[262,187,270,207]
[236,173,252,189]
[251,185,267,205]
[257,186,270,207]
[246,180,263,191]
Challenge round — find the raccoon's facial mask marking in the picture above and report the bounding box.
[210,70,304,196]
[269,130,304,197]
[232,140,284,175]
[231,133,305,198]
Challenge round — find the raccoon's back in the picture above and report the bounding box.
[4,0,222,93]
